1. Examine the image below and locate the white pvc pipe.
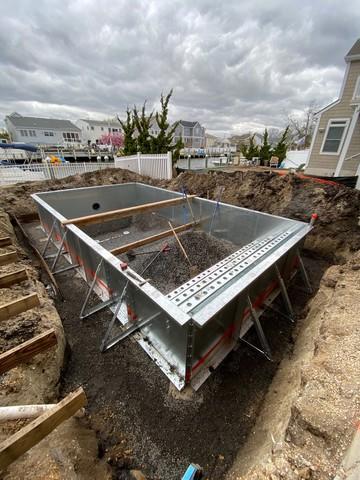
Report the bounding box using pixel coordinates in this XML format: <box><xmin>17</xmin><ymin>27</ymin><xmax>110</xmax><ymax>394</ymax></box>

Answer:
<box><xmin>0</xmin><ymin>405</ymin><xmax>84</xmax><ymax>422</ymax></box>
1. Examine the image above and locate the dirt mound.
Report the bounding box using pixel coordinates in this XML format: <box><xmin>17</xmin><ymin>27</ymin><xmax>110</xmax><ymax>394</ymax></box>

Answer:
<box><xmin>165</xmin><ymin>170</ymin><xmax>360</xmax><ymax>260</ymax></box>
<box><xmin>131</xmin><ymin>230</ymin><xmax>237</xmax><ymax>294</ymax></box>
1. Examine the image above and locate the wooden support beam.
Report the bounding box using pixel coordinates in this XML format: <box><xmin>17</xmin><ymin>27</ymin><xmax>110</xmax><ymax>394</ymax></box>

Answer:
<box><xmin>0</xmin><ymin>252</ymin><xmax>18</xmax><ymax>267</ymax></box>
<box><xmin>110</xmin><ymin>221</ymin><xmax>197</xmax><ymax>256</ymax></box>
<box><xmin>0</xmin><ymin>237</ymin><xmax>12</xmax><ymax>248</ymax></box>
<box><xmin>0</xmin><ymin>293</ymin><xmax>40</xmax><ymax>322</ymax></box>
<box><xmin>0</xmin><ymin>269</ymin><xmax>28</xmax><ymax>289</ymax></box>
<box><xmin>0</xmin><ymin>387</ymin><xmax>87</xmax><ymax>471</ymax></box>
<box><xmin>62</xmin><ymin>195</ymin><xmax>196</xmax><ymax>227</ymax></box>
<box><xmin>0</xmin><ymin>329</ymin><xmax>57</xmax><ymax>375</ymax></box>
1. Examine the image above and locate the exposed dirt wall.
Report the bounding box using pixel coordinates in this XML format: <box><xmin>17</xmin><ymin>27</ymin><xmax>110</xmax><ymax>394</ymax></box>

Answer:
<box><xmin>227</xmin><ymin>252</ymin><xmax>360</xmax><ymax>479</ymax></box>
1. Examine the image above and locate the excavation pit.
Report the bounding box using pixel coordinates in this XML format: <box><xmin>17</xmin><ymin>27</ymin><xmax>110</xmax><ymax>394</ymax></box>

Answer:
<box><xmin>32</xmin><ymin>183</ymin><xmax>312</xmax><ymax>390</ymax></box>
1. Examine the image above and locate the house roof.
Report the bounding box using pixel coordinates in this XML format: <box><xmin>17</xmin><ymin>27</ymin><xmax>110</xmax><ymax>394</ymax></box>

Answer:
<box><xmin>230</xmin><ymin>132</ymin><xmax>263</xmax><ymax>141</ymax></box>
<box><xmin>179</xmin><ymin>120</ymin><xmax>198</xmax><ymax>128</ymax></box>
<box><xmin>345</xmin><ymin>38</ymin><xmax>360</xmax><ymax>61</ymax></box>
<box><xmin>6</xmin><ymin>114</ymin><xmax>80</xmax><ymax>131</ymax></box>
<box><xmin>79</xmin><ymin>118</ymin><xmax>121</xmax><ymax>128</ymax></box>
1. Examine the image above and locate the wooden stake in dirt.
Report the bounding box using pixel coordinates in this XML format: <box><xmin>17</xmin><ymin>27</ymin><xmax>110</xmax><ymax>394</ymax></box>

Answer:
<box><xmin>0</xmin><ymin>293</ymin><xmax>40</xmax><ymax>322</ymax></box>
<box><xmin>0</xmin><ymin>251</ymin><xmax>18</xmax><ymax>267</ymax></box>
<box><xmin>168</xmin><ymin>221</ymin><xmax>199</xmax><ymax>277</ymax></box>
<box><xmin>0</xmin><ymin>269</ymin><xmax>28</xmax><ymax>289</ymax></box>
<box><xmin>0</xmin><ymin>329</ymin><xmax>57</xmax><ymax>375</ymax></box>
<box><xmin>110</xmin><ymin>221</ymin><xmax>196</xmax><ymax>256</ymax></box>
<box><xmin>0</xmin><ymin>387</ymin><xmax>87</xmax><ymax>471</ymax></box>
<box><xmin>0</xmin><ymin>237</ymin><xmax>12</xmax><ymax>248</ymax></box>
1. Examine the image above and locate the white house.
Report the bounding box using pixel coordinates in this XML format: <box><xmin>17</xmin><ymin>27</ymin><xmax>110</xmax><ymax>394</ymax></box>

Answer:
<box><xmin>173</xmin><ymin>121</ymin><xmax>206</xmax><ymax>148</ymax></box>
<box><xmin>76</xmin><ymin>118</ymin><xmax>122</xmax><ymax>145</ymax></box>
<box><xmin>5</xmin><ymin>112</ymin><xmax>81</xmax><ymax>146</ymax></box>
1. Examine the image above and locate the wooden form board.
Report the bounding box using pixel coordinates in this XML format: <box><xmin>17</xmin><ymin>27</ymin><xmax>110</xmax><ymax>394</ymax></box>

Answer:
<box><xmin>0</xmin><ymin>252</ymin><xmax>18</xmax><ymax>267</ymax></box>
<box><xmin>0</xmin><ymin>387</ymin><xmax>87</xmax><ymax>471</ymax></box>
<box><xmin>0</xmin><ymin>329</ymin><xmax>57</xmax><ymax>375</ymax></box>
<box><xmin>0</xmin><ymin>269</ymin><xmax>28</xmax><ymax>288</ymax></box>
<box><xmin>0</xmin><ymin>293</ymin><xmax>40</xmax><ymax>322</ymax></box>
<box><xmin>0</xmin><ymin>237</ymin><xmax>12</xmax><ymax>248</ymax></box>
<box><xmin>110</xmin><ymin>221</ymin><xmax>196</xmax><ymax>256</ymax></box>
<box><xmin>62</xmin><ymin>195</ymin><xmax>196</xmax><ymax>227</ymax></box>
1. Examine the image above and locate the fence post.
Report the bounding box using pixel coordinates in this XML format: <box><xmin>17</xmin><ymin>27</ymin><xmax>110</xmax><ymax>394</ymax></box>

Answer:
<box><xmin>137</xmin><ymin>152</ymin><xmax>141</xmax><ymax>175</ymax></box>
<box><xmin>167</xmin><ymin>151</ymin><xmax>172</xmax><ymax>179</ymax></box>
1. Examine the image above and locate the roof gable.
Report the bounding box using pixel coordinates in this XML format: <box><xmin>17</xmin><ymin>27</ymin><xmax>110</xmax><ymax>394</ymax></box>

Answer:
<box><xmin>345</xmin><ymin>38</ymin><xmax>360</xmax><ymax>61</ymax></box>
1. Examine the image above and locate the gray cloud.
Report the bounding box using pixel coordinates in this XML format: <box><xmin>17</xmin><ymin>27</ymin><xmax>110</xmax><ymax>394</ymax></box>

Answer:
<box><xmin>0</xmin><ymin>0</ymin><xmax>359</xmax><ymax>134</ymax></box>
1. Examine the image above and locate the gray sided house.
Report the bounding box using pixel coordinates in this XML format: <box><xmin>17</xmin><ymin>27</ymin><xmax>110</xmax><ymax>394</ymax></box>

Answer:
<box><xmin>5</xmin><ymin>113</ymin><xmax>81</xmax><ymax>146</ymax></box>
<box><xmin>76</xmin><ymin>118</ymin><xmax>122</xmax><ymax>145</ymax></box>
<box><xmin>306</xmin><ymin>39</ymin><xmax>360</xmax><ymax>178</ymax></box>
<box><xmin>173</xmin><ymin>121</ymin><xmax>205</xmax><ymax>148</ymax></box>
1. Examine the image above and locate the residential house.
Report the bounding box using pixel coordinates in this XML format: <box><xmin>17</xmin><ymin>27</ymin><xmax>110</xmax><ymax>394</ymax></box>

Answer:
<box><xmin>205</xmin><ymin>133</ymin><xmax>218</xmax><ymax>148</ymax></box>
<box><xmin>76</xmin><ymin>118</ymin><xmax>122</xmax><ymax>145</ymax></box>
<box><xmin>229</xmin><ymin>132</ymin><xmax>263</xmax><ymax>152</ymax></box>
<box><xmin>5</xmin><ymin>112</ymin><xmax>81</xmax><ymax>146</ymax></box>
<box><xmin>306</xmin><ymin>39</ymin><xmax>360</xmax><ymax>178</ymax></box>
<box><xmin>173</xmin><ymin>121</ymin><xmax>205</xmax><ymax>148</ymax></box>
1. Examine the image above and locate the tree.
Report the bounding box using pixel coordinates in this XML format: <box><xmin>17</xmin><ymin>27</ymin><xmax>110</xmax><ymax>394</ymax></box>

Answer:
<box><xmin>133</xmin><ymin>102</ymin><xmax>153</xmax><ymax>153</ymax></box>
<box><xmin>272</xmin><ymin>126</ymin><xmax>289</xmax><ymax>161</ymax></box>
<box><xmin>118</xmin><ymin>109</ymin><xmax>137</xmax><ymax>155</ymax></box>
<box><xmin>258</xmin><ymin>129</ymin><xmax>272</xmax><ymax>165</ymax></box>
<box><xmin>287</xmin><ymin>101</ymin><xmax>318</xmax><ymax>149</ymax></box>
<box><xmin>150</xmin><ymin>90</ymin><xmax>179</xmax><ymax>154</ymax></box>
<box><xmin>240</xmin><ymin>134</ymin><xmax>259</xmax><ymax>160</ymax></box>
<box><xmin>99</xmin><ymin>132</ymin><xmax>124</xmax><ymax>148</ymax></box>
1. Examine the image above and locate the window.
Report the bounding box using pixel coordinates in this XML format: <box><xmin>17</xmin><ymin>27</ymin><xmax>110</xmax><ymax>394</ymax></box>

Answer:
<box><xmin>20</xmin><ymin>129</ymin><xmax>28</xmax><ymax>136</ymax></box>
<box><xmin>321</xmin><ymin>119</ymin><xmax>349</xmax><ymax>154</ymax></box>
<box><xmin>29</xmin><ymin>130</ymin><xmax>36</xmax><ymax>137</ymax></box>
<box><xmin>353</xmin><ymin>76</ymin><xmax>360</xmax><ymax>101</ymax></box>
<box><xmin>91</xmin><ymin>126</ymin><xmax>94</xmax><ymax>130</ymax></box>
<box><xmin>112</xmin><ymin>128</ymin><xmax>118</xmax><ymax>132</ymax></box>
<box><xmin>44</xmin><ymin>131</ymin><xmax>54</xmax><ymax>137</ymax></box>
<box><xmin>101</xmin><ymin>127</ymin><xmax>104</xmax><ymax>131</ymax></box>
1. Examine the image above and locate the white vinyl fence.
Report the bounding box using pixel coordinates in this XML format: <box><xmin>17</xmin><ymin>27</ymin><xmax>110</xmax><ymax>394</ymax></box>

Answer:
<box><xmin>0</xmin><ymin>162</ymin><xmax>114</xmax><ymax>186</ymax></box>
<box><xmin>115</xmin><ymin>152</ymin><xmax>172</xmax><ymax>180</ymax></box>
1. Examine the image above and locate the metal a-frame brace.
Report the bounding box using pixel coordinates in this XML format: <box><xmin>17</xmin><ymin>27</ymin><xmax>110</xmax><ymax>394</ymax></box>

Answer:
<box><xmin>41</xmin><ymin>220</ymin><xmax>79</xmax><ymax>275</ymax></box>
<box><xmin>240</xmin><ymin>254</ymin><xmax>312</xmax><ymax>361</ymax></box>
<box><xmin>79</xmin><ymin>257</ymin><xmax>161</xmax><ymax>352</ymax></box>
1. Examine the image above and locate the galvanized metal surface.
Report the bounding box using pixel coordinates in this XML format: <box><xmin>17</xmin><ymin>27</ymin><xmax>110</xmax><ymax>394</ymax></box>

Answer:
<box><xmin>32</xmin><ymin>182</ymin><xmax>312</xmax><ymax>390</ymax></box>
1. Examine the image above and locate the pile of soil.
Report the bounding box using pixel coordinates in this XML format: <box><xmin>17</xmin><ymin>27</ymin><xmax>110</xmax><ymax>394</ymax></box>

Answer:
<box><xmin>164</xmin><ymin>171</ymin><xmax>360</xmax><ymax>260</ymax></box>
<box><xmin>130</xmin><ymin>231</ymin><xmax>237</xmax><ymax>294</ymax></box>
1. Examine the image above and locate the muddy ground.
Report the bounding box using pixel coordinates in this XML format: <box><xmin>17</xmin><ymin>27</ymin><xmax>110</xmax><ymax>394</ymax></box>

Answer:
<box><xmin>0</xmin><ymin>168</ymin><xmax>359</xmax><ymax>479</ymax></box>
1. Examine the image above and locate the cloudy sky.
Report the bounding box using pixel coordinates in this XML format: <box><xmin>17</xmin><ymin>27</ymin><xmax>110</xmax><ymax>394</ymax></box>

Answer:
<box><xmin>0</xmin><ymin>0</ymin><xmax>359</xmax><ymax>134</ymax></box>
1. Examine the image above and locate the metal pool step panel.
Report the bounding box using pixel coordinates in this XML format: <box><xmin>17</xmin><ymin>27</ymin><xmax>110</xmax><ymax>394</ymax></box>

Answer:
<box><xmin>167</xmin><ymin>229</ymin><xmax>294</xmax><ymax>315</ymax></box>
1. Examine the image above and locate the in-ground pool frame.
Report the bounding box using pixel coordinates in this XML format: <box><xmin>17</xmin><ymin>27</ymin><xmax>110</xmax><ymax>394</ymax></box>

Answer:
<box><xmin>32</xmin><ymin>183</ymin><xmax>313</xmax><ymax>391</ymax></box>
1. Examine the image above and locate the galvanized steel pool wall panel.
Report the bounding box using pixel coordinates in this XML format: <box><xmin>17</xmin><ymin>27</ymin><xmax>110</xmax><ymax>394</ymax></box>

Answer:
<box><xmin>32</xmin><ymin>183</ymin><xmax>311</xmax><ymax>391</ymax></box>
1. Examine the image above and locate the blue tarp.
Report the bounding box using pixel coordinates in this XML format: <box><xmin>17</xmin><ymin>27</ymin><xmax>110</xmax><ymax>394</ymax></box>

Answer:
<box><xmin>0</xmin><ymin>143</ymin><xmax>38</xmax><ymax>152</ymax></box>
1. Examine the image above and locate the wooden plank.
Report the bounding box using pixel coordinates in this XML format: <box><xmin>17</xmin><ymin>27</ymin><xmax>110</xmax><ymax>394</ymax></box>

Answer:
<box><xmin>62</xmin><ymin>195</ymin><xmax>196</xmax><ymax>227</ymax></box>
<box><xmin>0</xmin><ymin>269</ymin><xmax>28</xmax><ymax>288</ymax></box>
<box><xmin>0</xmin><ymin>237</ymin><xmax>12</xmax><ymax>248</ymax></box>
<box><xmin>0</xmin><ymin>252</ymin><xmax>18</xmax><ymax>267</ymax></box>
<box><xmin>0</xmin><ymin>387</ymin><xmax>87</xmax><ymax>470</ymax></box>
<box><xmin>110</xmin><ymin>221</ymin><xmax>197</xmax><ymax>256</ymax></box>
<box><xmin>0</xmin><ymin>293</ymin><xmax>40</xmax><ymax>322</ymax></box>
<box><xmin>0</xmin><ymin>329</ymin><xmax>57</xmax><ymax>375</ymax></box>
